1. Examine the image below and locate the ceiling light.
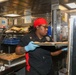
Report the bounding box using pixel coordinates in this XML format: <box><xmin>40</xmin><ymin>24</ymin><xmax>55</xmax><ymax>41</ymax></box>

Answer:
<box><xmin>66</xmin><ymin>3</ymin><xmax>76</xmax><ymax>8</ymax></box>
<box><xmin>4</xmin><ymin>14</ymin><xmax>20</xmax><ymax>17</ymax></box>
<box><xmin>0</xmin><ymin>0</ymin><xmax>8</xmax><ymax>3</ymax></box>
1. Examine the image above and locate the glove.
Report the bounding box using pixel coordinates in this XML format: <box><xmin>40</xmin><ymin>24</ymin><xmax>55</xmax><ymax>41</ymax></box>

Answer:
<box><xmin>62</xmin><ymin>48</ymin><xmax>68</xmax><ymax>51</ymax></box>
<box><xmin>24</xmin><ymin>41</ymin><xmax>39</xmax><ymax>52</ymax></box>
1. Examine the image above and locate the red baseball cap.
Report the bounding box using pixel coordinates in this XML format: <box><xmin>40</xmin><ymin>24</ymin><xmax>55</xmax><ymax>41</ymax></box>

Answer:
<box><xmin>33</xmin><ymin>18</ymin><xmax>47</xmax><ymax>28</ymax></box>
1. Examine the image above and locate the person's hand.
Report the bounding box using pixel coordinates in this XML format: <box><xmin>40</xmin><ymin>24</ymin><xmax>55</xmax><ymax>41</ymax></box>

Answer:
<box><xmin>24</xmin><ymin>41</ymin><xmax>39</xmax><ymax>52</ymax></box>
<box><xmin>62</xmin><ymin>47</ymin><xmax>68</xmax><ymax>51</ymax></box>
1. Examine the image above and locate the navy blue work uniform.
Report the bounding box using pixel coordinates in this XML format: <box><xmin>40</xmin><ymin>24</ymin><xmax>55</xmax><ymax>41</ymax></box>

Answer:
<box><xmin>18</xmin><ymin>32</ymin><xmax>55</xmax><ymax>75</ymax></box>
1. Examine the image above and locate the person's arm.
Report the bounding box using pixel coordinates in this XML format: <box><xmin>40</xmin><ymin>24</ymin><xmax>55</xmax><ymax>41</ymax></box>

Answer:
<box><xmin>15</xmin><ymin>46</ymin><xmax>25</xmax><ymax>55</ymax></box>
<box><xmin>15</xmin><ymin>41</ymin><xmax>39</xmax><ymax>55</ymax></box>
<box><xmin>51</xmin><ymin>47</ymin><xmax>68</xmax><ymax>56</ymax></box>
<box><xmin>51</xmin><ymin>50</ymin><xmax>62</xmax><ymax>56</ymax></box>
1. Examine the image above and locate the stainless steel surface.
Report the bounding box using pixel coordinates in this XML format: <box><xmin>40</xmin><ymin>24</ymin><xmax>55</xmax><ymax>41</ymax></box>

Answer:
<box><xmin>4</xmin><ymin>58</ymin><xmax>25</xmax><ymax>67</ymax></box>
<box><xmin>67</xmin><ymin>16</ymin><xmax>73</xmax><ymax>75</ymax></box>
<box><xmin>68</xmin><ymin>15</ymin><xmax>76</xmax><ymax>75</ymax></box>
<box><xmin>52</xmin><ymin>9</ymin><xmax>62</xmax><ymax>42</ymax></box>
<box><xmin>52</xmin><ymin>10</ymin><xmax>57</xmax><ymax>42</ymax></box>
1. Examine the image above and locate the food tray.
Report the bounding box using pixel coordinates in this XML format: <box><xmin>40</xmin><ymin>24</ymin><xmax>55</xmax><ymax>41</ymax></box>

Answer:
<box><xmin>33</xmin><ymin>42</ymin><xmax>68</xmax><ymax>47</ymax></box>
<box><xmin>0</xmin><ymin>53</ymin><xmax>25</xmax><ymax>65</ymax></box>
<box><xmin>0</xmin><ymin>53</ymin><xmax>25</xmax><ymax>61</ymax></box>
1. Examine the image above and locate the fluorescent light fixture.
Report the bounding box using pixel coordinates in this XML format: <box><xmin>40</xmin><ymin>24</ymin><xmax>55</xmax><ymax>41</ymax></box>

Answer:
<box><xmin>4</xmin><ymin>14</ymin><xmax>20</xmax><ymax>17</ymax></box>
<box><xmin>0</xmin><ymin>0</ymin><xmax>8</xmax><ymax>2</ymax></box>
<box><xmin>66</xmin><ymin>3</ymin><xmax>76</xmax><ymax>8</ymax></box>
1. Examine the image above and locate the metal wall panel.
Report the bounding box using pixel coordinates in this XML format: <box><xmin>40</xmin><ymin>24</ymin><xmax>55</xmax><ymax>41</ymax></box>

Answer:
<box><xmin>68</xmin><ymin>16</ymin><xmax>76</xmax><ymax>75</ymax></box>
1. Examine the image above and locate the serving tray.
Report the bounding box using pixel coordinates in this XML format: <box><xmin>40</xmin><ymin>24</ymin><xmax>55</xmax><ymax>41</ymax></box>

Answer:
<box><xmin>0</xmin><ymin>53</ymin><xmax>25</xmax><ymax>65</ymax></box>
<box><xmin>0</xmin><ymin>53</ymin><xmax>25</xmax><ymax>61</ymax></box>
<box><xmin>33</xmin><ymin>42</ymin><xmax>68</xmax><ymax>47</ymax></box>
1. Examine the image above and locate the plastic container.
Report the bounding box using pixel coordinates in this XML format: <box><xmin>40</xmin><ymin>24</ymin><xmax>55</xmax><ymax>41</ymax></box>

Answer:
<box><xmin>3</xmin><ymin>38</ymin><xmax>20</xmax><ymax>45</ymax></box>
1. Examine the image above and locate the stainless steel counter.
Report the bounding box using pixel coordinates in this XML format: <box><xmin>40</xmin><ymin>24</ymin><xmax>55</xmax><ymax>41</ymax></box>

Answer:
<box><xmin>0</xmin><ymin>59</ymin><xmax>26</xmax><ymax>75</ymax></box>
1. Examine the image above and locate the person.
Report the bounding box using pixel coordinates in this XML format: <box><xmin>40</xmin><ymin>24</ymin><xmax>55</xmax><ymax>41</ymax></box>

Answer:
<box><xmin>15</xmin><ymin>18</ymin><xmax>68</xmax><ymax>75</ymax></box>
